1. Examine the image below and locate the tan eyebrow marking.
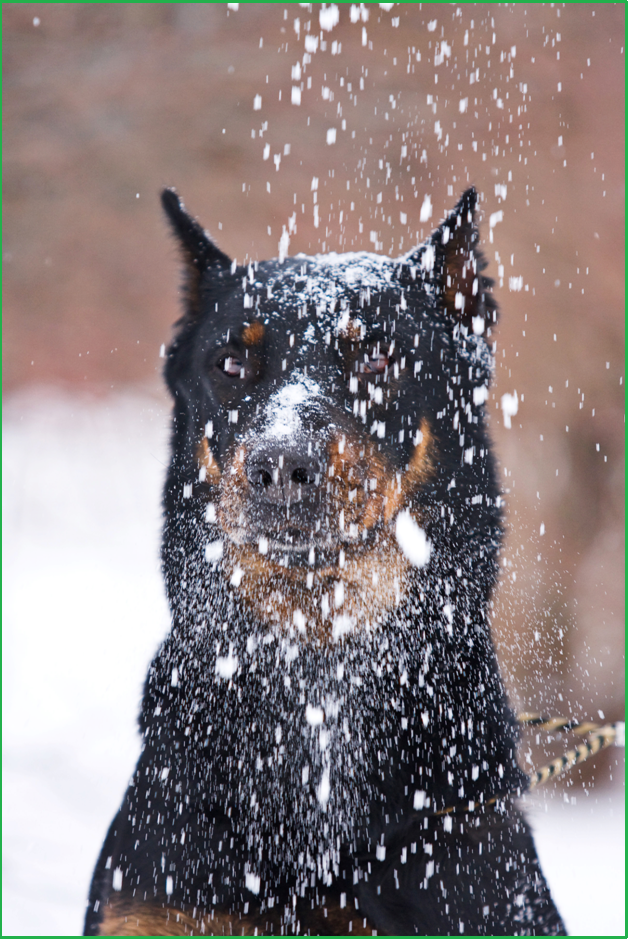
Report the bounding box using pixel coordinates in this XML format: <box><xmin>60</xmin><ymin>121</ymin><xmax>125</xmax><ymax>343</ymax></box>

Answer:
<box><xmin>339</xmin><ymin>318</ymin><xmax>362</xmax><ymax>341</ymax></box>
<box><xmin>242</xmin><ymin>321</ymin><xmax>265</xmax><ymax>346</ymax></box>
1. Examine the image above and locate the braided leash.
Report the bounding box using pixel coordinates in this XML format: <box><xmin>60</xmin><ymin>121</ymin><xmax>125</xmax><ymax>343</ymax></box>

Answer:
<box><xmin>518</xmin><ymin>714</ymin><xmax>625</xmax><ymax>791</ymax></box>
<box><xmin>436</xmin><ymin>715</ymin><xmax>624</xmax><ymax>817</ymax></box>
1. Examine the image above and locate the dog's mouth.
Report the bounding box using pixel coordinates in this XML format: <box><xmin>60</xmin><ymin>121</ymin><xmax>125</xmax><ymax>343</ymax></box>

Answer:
<box><xmin>223</xmin><ymin>520</ymin><xmax>383</xmax><ymax>567</ymax></box>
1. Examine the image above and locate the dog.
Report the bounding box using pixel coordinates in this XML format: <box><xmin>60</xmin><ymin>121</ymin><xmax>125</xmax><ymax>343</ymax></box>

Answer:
<box><xmin>84</xmin><ymin>187</ymin><xmax>566</xmax><ymax>936</ymax></box>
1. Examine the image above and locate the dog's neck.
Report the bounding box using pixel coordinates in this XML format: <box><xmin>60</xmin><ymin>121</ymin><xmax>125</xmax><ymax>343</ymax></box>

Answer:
<box><xmin>142</xmin><ymin>493</ymin><xmax>523</xmax><ymax>875</ymax></box>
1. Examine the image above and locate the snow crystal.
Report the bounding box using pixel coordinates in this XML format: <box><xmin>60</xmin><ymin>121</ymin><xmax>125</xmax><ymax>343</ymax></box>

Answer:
<box><xmin>420</xmin><ymin>243</ymin><xmax>435</xmax><ymax>272</ymax></box>
<box><xmin>215</xmin><ymin>645</ymin><xmax>238</xmax><ymax>679</ymax></box>
<box><xmin>205</xmin><ymin>540</ymin><xmax>224</xmax><ymax>563</ymax></box>
<box><xmin>501</xmin><ymin>391</ymin><xmax>519</xmax><ymax>429</ymax></box>
<box><xmin>316</xmin><ymin>767</ymin><xmax>331</xmax><ymax>805</ymax></box>
<box><xmin>293</xmin><ymin>610</ymin><xmax>306</xmax><ymax>633</ymax></box>
<box><xmin>305</xmin><ymin>704</ymin><xmax>325</xmax><ymax>726</ymax></box>
<box><xmin>395</xmin><ymin>511</ymin><xmax>431</xmax><ymax>568</ymax></box>
<box><xmin>413</xmin><ymin>790</ymin><xmax>427</xmax><ymax>809</ymax></box>
<box><xmin>278</xmin><ymin>228</ymin><xmax>290</xmax><ymax>262</ymax></box>
<box><xmin>332</xmin><ymin>613</ymin><xmax>357</xmax><ymax>641</ymax></box>
<box><xmin>419</xmin><ymin>194</ymin><xmax>433</xmax><ymax>222</ymax></box>
<box><xmin>245</xmin><ymin>871</ymin><xmax>261</xmax><ymax>894</ymax></box>
<box><xmin>472</xmin><ymin>315</ymin><xmax>485</xmax><ymax>335</ymax></box>
<box><xmin>302</xmin><ymin>322</ymin><xmax>316</xmax><ymax>344</ymax></box>
<box><xmin>112</xmin><ymin>868</ymin><xmax>123</xmax><ymax>891</ymax></box>
<box><xmin>230</xmin><ymin>566</ymin><xmax>244</xmax><ymax>587</ymax></box>
<box><xmin>319</xmin><ymin>4</ymin><xmax>339</xmax><ymax>32</ymax></box>
<box><xmin>473</xmin><ymin>384</ymin><xmax>489</xmax><ymax>406</ymax></box>
<box><xmin>165</xmin><ymin>875</ymin><xmax>174</xmax><ymax>895</ymax></box>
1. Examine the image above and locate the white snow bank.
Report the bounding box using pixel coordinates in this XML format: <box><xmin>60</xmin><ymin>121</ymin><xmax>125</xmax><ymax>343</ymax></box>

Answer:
<box><xmin>3</xmin><ymin>387</ymin><xmax>171</xmax><ymax>936</ymax></box>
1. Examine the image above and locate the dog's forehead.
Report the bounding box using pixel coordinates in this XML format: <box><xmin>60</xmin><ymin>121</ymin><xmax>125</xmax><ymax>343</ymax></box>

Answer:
<box><xmin>259</xmin><ymin>252</ymin><xmax>397</xmax><ymax>313</ymax></box>
<box><xmin>241</xmin><ymin>251</ymin><xmax>430</xmax><ymax>335</ymax></box>
<box><xmin>195</xmin><ymin>248</ymin><xmax>441</xmax><ymax>353</ymax></box>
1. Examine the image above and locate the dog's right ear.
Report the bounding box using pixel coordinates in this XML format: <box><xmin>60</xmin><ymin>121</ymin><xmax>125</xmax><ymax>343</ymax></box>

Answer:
<box><xmin>161</xmin><ymin>188</ymin><xmax>232</xmax><ymax>318</ymax></box>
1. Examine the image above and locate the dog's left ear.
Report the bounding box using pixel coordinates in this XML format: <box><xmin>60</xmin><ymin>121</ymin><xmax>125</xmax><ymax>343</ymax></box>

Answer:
<box><xmin>403</xmin><ymin>187</ymin><xmax>498</xmax><ymax>334</ymax></box>
<box><xmin>161</xmin><ymin>188</ymin><xmax>232</xmax><ymax>318</ymax></box>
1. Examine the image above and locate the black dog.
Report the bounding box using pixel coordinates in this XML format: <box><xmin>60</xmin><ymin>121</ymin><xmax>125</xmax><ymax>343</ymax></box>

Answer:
<box><xmin>84</xmin><ymin>187</ymin><xmax>566</xmax><ymax>936</ymax></box>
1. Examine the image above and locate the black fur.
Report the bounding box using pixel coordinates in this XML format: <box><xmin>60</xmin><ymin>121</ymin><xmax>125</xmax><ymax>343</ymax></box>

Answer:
<box><xmin>84</xmin><ymin>188</ymin><xmax>566</xmax><ymax>936</ymax></box>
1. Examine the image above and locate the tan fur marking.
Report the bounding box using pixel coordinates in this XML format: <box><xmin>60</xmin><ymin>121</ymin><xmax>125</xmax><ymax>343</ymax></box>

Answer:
<box><xmin>223</xmin><ymin>533</ymin><xmax>410</xmax><ymax>643</ymax></box>
<box><xmin>383</xmin><ymin>418</ymin><xmax>435</xmax><ymax>523</ymax></box>
<box><xmin>407</xmin><ymin>419</ymin><xmax>436</xmax><ymax>486</ymax></box>
<box><xmin>100</xmin><ymin>899</ymin><xmax>263</xmax><ymax>935</ymax></box>
<box><xmin>216</xmin><ymin>445</ymin><xmax>249</xmax><ymax>538</ymax></box>
<box><xmin>242</xmin><ymin>321</ymin><xmax>265</xmax><ymax>346</ymax></box>
<box><xmin>198</xmin><ymin>438</ymin><xmax>222</xmax><ymax>481</ymax></box>
<box><xmin>340</xmin><ymin>318</ymin><xmax>363</xmax><ymax>341</ymax></box>
<box><xmin>317</xmin><ymin>903</ymin><xmax>375</xmax><ymax>935</ymax></box>
<box><xmin>211</xmin><ymin>420</ymin><xmax>437</xmax><ymax>643</ymax></box>
<box><xmin>99</xmin><ymin>895</ymin><xmax>373</xmax><ymax>936</ymax></box>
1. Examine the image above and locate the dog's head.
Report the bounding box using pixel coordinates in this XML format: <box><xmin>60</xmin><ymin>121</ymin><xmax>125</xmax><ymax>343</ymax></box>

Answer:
<box><xmin>161</xmin><ymin>187</ymin><xmax>500</xmax><ymax>642</ymax></box>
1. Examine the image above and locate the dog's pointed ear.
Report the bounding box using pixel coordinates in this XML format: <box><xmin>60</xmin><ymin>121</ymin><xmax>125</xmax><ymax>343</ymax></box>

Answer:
<box><xmin>161</xmin><ymin>188</ymin><xmax>232</xmax><ymax>318</ymax></box>
<box><xmin>402</xmin><ymin>187</ymin><xmax>498</xmax><ymax>334</ymax></box>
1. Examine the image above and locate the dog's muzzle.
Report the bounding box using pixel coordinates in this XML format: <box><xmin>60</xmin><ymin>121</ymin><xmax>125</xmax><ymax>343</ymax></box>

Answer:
<box><xmin>245</xmin><ymin>441</ymin><xmax>323</xmax><ymax>507</ymax></box>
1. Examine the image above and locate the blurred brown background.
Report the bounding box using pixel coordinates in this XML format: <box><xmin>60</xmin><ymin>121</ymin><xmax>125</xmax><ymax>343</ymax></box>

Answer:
<box><xmin>3</xmin><ymin>3</ymin><xmax>624</xmax><ymax>787</ymax></box>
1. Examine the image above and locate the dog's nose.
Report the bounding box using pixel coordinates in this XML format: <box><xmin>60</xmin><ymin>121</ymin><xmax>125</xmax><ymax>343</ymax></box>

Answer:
<box><xmin>245</xmin><ymin>444</ymin><xmax>322</xmax><ymax>505</ymax></box>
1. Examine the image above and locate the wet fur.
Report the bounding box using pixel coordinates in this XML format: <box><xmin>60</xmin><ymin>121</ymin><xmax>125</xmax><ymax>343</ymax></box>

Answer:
<box><xmin>84</xmin><ymin>188</ymin><xmax>566</xmax><ymax>936</ymax></box>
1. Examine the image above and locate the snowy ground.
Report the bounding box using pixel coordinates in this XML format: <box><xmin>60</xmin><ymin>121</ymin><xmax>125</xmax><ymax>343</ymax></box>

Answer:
<box><xmin>3</xmin><ymin>388</ymin><xmax>624</xmax><ymax>936</ymax></box>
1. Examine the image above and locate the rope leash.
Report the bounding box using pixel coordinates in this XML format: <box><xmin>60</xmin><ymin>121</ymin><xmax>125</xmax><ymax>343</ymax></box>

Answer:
<box><xmin>518</xmin><ymin>715</ymin><xmax>624</xmax><ymax>791</ymax></box>
<box><xmin>518</xmin><ymin>712</ymin><xmax>619</xmax><ymax>736</ymax></box>
<box><xmin>436</xmin><ymin>715</ymin><xmax>624</xmax><ymax>817</ymax></box>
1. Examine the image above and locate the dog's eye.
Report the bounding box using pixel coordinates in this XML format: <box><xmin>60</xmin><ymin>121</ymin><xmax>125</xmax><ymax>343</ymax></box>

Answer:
<box><xmin>364</xmin><ymin>352</ymin><xmax>390</xmax><ymax>374</ymax></box>
<box><xmin>219</xmin><ymin>356</ymin><xmax>246</xmax><ymax>378</ymax></box>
